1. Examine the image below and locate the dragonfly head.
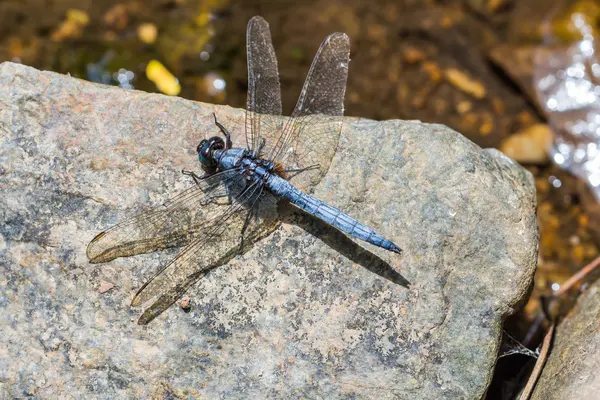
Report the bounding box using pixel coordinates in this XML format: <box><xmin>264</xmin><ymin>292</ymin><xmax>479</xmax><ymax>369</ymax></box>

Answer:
<box><xmin>197</xmin><ymin>136</ymin><xmax>225</xmax><ymax>168</ymax></box>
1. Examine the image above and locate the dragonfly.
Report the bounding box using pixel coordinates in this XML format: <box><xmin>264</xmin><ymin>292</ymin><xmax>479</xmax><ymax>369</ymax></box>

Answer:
<box><xmin>87</xmin><ymin>16</ymin><xmax>401</xmax><ymax>324</ymax></box>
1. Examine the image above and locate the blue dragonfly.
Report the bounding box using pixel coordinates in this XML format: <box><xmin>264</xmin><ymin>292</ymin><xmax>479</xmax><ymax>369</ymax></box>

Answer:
<box><xmin>87</xmin><ymin>16</ymin><xmax>401</xmax><ymax>324</ymax></box>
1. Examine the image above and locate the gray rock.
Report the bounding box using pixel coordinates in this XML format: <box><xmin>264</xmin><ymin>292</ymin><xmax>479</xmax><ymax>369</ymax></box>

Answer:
<box><xmin>531</xmin><ymin>279</ymin><xmax>600</xmax><ymax>400</ymax></box>
<box><xmin>0</xmin><ymin>62</ymin><xmax>538</xmax><ymax>399</ymax></box>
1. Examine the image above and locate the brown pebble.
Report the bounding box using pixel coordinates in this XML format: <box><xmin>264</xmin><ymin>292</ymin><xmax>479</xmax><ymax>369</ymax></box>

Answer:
<box><xmin>500</xmin><ymin>124</ymin><xmax>555</xmax><ymax>164</ymax></box>
<box><xmin>444</xmin><ymin>68</ymin><xmax>486</xmax><ymax>99</ymax></box>
<box><xmin>403</xmin><ymin>47</ymin><xmax>426</xmax><ymax>64</ymax></box>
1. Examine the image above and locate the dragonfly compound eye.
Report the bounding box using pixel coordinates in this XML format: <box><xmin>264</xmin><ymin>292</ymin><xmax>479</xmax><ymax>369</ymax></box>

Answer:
<box><xmin>198</xmin><ymin>136</ymin><xmax>225</xmax><ymax>168</ymax></box>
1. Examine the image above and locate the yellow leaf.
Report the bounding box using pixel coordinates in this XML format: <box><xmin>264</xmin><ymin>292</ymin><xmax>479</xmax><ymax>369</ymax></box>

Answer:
<box><xmin>67</xmin><ymin>9</ymin><xmax>90</xmax><ymax>26</ymax></box>
<box><xmin>146</xmin><ymin>60</ymin><xmax>181</xmax><ymax>96</ymax></box>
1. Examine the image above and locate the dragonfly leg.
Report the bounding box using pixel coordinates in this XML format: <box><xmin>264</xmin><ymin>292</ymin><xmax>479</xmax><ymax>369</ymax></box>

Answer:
<box><xmin>183</xmin><ymin>169</ymin><xmax>232</xmax><ymax>205</ymax></box>
<box><xmin>257</xmin><ymin>137</ymin><xmax>267</xmax><ymax>154</ymax></box>
<box><xmin>181</xmin><ymin>169</ymin><xmax>213</xmax><ymax>185</ymax></box>
<box><xmin>213</xmin><ymin>113</ymin><xmax>233</xmax><ymax>149</ymax></box>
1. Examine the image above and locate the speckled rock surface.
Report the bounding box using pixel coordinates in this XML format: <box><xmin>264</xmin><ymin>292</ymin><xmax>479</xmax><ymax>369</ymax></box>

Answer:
<box><xmin>0</xmin><ymin>62</ymin><xmax>538</xmax><ymax>399</ymax></box>
<box><xmin>531</xmin><ymin>280</ymin><xmax>600</xmax><ymax>400</ymax></box>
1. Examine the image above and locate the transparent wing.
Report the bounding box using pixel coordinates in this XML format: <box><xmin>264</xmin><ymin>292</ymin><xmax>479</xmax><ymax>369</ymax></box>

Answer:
<box><xmin>268</xmin><ymin>32</ymin><xmax>350</xmax><ymax>193</ymax></box>
<box><xmin>245</xmin><ymin>16</ymin><xmax>282</xmax><ymax>153</ymax></box>
<box><xmin>132</xmin><ymin>183</ymin><xmax>281</xmax><ymax>324</ymax></box>
<box><xmin>86</xmin><ymin>168</ymin><xmax>242</xmax><ymax>264</ymax></box>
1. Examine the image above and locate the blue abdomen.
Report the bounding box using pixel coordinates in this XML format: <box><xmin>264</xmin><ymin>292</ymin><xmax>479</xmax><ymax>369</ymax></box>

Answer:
<box><xmin>265</xmin><ymin>174</ymin><xmax>401</xmax><ymax>254</ymax></box>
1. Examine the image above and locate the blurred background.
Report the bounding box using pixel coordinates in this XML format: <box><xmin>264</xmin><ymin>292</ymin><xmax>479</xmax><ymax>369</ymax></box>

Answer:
<box><xmin>2</xmin><ymin>0</ymin><xmax>600</xmax><ymax>397</ymax></box>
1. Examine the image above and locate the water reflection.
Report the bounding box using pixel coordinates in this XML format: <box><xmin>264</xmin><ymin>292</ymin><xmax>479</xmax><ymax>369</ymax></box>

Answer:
<box><xmin>534</xmin><ymin>2</ymin><xmax>600</xmax><ymax>196</ymax></box>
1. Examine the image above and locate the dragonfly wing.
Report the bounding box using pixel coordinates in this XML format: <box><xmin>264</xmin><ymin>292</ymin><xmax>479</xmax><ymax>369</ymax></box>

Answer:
<box><xmin>136</xmin><ymin>192</ymin><xmax>281</xmax><ymax>325</ymax></box>
<box><xmin>137</xmin><ymin>276</ymin><xmax>198</xmax><ymax>325</ymax></box>
<box><xmin>245</xmin><ymin>16</ymin><xmax>282</xmax><ymax>153</ymax></box>
<box><xmin>131</xmin><ymin>179</ymin><xmax>280</xmax><ymax>317</ymax></box>
<box><xmin>86</xmin><ymin>168</ymin><xmax>242</xmax><ymax>263</ymax></box>
<box><xmin>268</xmin><ymin>32</ymin><xmax>350</xmax><ymax>193</ymax></box>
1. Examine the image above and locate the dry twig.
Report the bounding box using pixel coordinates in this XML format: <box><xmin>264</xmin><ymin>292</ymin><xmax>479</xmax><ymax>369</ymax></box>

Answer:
<box><xmin>518</xmin><ymin>323</ymin><xmax>555</xmax><ymax>400</ymax></box>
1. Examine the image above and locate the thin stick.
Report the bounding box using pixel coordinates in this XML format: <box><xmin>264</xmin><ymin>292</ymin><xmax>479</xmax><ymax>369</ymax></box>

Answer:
<box><xmin>519</xmin><ymin>323</ymin><xmax>555</xmax><ymax>400</ymax></box>
<box><xmin>553</xmin><ymin>255</ymin><xmax>600</xmax><ymax>297</ymax></box>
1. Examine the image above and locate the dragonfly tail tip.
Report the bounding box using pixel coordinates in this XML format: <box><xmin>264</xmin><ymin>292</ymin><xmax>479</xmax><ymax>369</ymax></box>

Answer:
<box><xmin>390</xmin><ymin>243</ymin><xmax>403</xmax><ymax>254</ymax></box>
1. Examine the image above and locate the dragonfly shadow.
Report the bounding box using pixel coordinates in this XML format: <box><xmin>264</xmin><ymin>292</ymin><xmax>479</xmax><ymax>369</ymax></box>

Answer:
<box><xmin>278</xmin><ymin>203</ymin><xmax>410</xmax><ymax>289</ymax></box>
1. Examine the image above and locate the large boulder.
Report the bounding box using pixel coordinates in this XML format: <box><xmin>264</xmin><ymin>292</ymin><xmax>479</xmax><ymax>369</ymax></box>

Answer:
<box><xmin>0</xmin><ymin>62</ymin><xmax>537</xmax><ymax>398</ymax></box>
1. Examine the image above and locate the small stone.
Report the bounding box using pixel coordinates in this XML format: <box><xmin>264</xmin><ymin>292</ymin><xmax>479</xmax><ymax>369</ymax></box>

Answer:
<box><xmin>456</xmin><ymin>101</ymin><xmax>472</xmax><ymax>114</ymax></box>
<box><xmin>423</xmin><ymin>61</ymin><xmax>442</xmax><ymax>82</ymax></box>
<box><xmin>137</xmin><ymin>23</ymin><xmax>158</xmax><ymax>44</ymax></box>
<box><xmin>479</xmin><ymin>112</ymin><xmax>494</xmax><ymax>136</ymax></box>
<box><xmin>104</xmin><ymin>4</ymin><xmax>128</xmax><ymax>31</ymax></box>
<box><xmin>467</xmin><ymin>0</ymin><xmax>509</xmax><ymax>14</ymax></box>
<box><xmin>66</xmin><ymin>9</ymin><xmax>89</xmax><ymax>26</ymax></box>
<box><xmin>51</xmin><ymin>9</ymin><xmax>89</xmax><ymax>42</ymax></box>
<box><xmin>98</xmin><ymin>280</ymin><xmax>115</xmax><ymax>294</ymax></box>
<box><xmin>500</xmin><ymin>124</ymin><xmax>555</xmax><ymax>164</ymax></box>
<box><xmin>177</xmin><ymin>296</ymin><xmax>191</xmax><ymax>311</ymax></box>
<box><xmin>444</xmin><ymin>68</ymin><xmax>487</xmax><ymax>99</ymax></box>
<box><xmin>403</xmin><ymin>47</ymin><xmax>426</xmax><ymax>64</ymax></box>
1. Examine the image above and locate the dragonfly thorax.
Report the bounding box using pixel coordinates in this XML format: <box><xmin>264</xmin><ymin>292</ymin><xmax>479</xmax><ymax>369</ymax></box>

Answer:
<box><xmin>239</xmin><ymin>152</ymin><xmax>277</xmax><ymax>179</ymax></box>
<box><xmin>211</xmin><ymin>147</ymin><xmax>284</xmax><ymax>184</ymax></box>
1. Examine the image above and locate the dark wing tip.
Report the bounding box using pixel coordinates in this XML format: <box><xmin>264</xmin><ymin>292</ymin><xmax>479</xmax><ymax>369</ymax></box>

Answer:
<box><xmin>137</xmin><ymin>309</ymin><xmax>157</xmax><ymax>325</ymax></box>
<box><xmin>130</xmin><ymin>274</ymin><xmax>157</xmax><ymax>307</ymax></box>
<box><xmin>130</xmin><ymin>296</ymin><xmax>142</xmax><ymax>308</ymax></box>
<box><xmin>86</xmin><ymin>231</ymin><xmax>106</xmax><ymax>262</ymax></box>
<box><xmin>131</xmin><ymin>285</ymin><xmax>150</xmax><ymax>307</ymax></box>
